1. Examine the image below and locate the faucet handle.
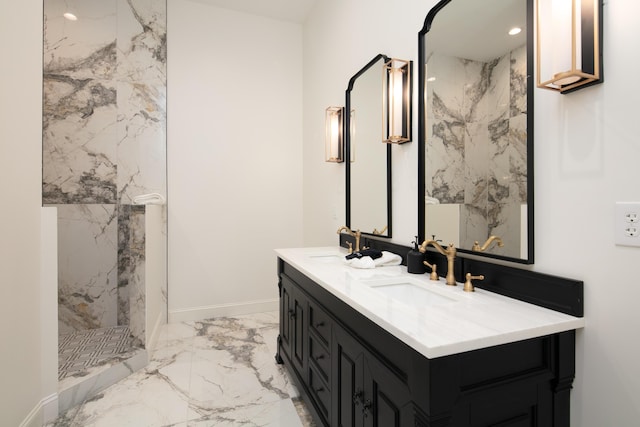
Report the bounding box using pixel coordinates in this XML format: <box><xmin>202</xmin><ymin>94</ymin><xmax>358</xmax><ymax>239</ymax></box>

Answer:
<box><xmin>345</xmin><ymin>241</ymin><xmax>353</xmax><ymax>254</ymax></box>
<box><xmin>423</xmin><ymin>260</ymin><xmax>439</xmax><ymax>281</ymax></box>
<box><xmin>464</xmin><ymin>273</ymin><xmax>484</xmax><ymax>292</ymax></box>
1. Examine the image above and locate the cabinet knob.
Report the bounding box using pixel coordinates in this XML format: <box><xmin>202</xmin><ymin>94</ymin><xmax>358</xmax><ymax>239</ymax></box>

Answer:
<box><xmin>288</xmin><ymin>309</ymin><xmax>296</xmax><ymax>319</ymax></box>
<box><xmin>352</xmin><ymin>389</ymin><xmax>363</xmax><ymax>405</ymax></box>
<box><xmin>314</xmin><ymin>354</ymin><xmax>325</xmax><ymax>361</ymax></box>
<box><xmin>315</xmin><ymin>386</ymin><xmax>324</xmax><ymax>393</ymax></box>
<box><xmin>362</xmin><ymin>399</ymin><xmax>372</xmax><ymax>417</ymax></box>
<box><xmin>315</xmin><ymin>321</ymin><xmax>325</xmax><ymax>328</ymax></box>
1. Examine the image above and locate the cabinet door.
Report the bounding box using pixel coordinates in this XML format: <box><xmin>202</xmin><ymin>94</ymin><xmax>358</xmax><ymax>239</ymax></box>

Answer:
<box><xmin>280</xmin><ymin>275</ymin><xmax>307</xmax><ymax>374</ymax></box>
<box><xmin>279</xmin><ymin>276</ymin><xmax>293</xmax><ymax>359</ymax></box>
<box><xmin>362</xmin><ymin>354</ymin><xmax>413</xmax><ymax>427</ymax></box>
<box><xmin>332</xmin><ymin>326</ymin><xmax>365</xmax><ymax>427</ymax></box>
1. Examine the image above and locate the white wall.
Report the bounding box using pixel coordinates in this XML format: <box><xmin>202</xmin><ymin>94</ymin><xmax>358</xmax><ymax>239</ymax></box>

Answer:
<box><xmin>0</xmin><ymin>1</ymin><xmax>46</xmax><ymax>425</ymax></box>
<box><xmin>302</xmin><ymin>0</ymin><xmax>422</xmax><ymax>246</ymax></box>
<box><xmin>303</xmin><ymin>0</ymin><xmax>640</xmax><ymax>425</ymax></box>
<box><xmin>167</xmin><ymin>0</ymin><xmax>304</xmax><ymax>320</ymax></box>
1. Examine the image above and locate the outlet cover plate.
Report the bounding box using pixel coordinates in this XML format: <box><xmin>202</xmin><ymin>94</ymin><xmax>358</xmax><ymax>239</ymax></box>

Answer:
<box><xmin>615</xmin><ymin>202</ymin><xmax>640</xmax><ymax>247</ymax></box>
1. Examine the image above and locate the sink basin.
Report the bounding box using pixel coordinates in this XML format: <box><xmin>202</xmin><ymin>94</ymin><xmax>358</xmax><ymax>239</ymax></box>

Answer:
<box><xmin>308</xmin><ymin>253</ymin><xmax>343</xmax><ymax>263</ymax></box>
<box><xmin>366</xmin><ymin>279</ymin><xmax>458</xmax><ymax>307</ymax></box>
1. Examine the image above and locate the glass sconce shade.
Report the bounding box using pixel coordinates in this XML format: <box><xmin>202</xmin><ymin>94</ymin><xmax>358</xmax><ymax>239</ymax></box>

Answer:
<box><xmin>383</xmin><ymin>58</ymin><xmax>412</xmax><ymax>143</ymax></box>
<box><xmin>325</xmin><ymin>106</ymin><xmax>344</xmax><ymax>163</ymax></box>
<box><xmin>536</xmin><ymin>0</ymin><xmax>603</xmax><ymax>93</ymax></box>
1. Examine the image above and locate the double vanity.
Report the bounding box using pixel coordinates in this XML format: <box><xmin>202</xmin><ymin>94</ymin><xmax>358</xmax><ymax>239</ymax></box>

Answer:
<box><xmin>279</xmin><ymin>0</ymin><xmax>586</xmax><ymax>425</ymax></box>
<box><xmin>275</xmin><ymin>246</ymin><xmax>584</xmax><ymax>426</ymax></box>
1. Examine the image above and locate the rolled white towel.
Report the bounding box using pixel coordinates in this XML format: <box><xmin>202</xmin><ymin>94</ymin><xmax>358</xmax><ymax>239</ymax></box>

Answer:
<box><xmin>425</xmin><ymin>196</ymin><xmax>440</xmax><ymax>205</ymax></box>
<box><xmin>133</xmin><ymin>193</ymin><xmax>166</xmax><ymax>205</ymax></box>
<box><xmin>345</xmin><ymin>256</ymin><xmax>377</xmax><ymax>269</ymax></box>
<box><xmin>344</xmin><ymin>251</ymin><xmax>402</xmax><ymax>269</ymax></box>
<box><xmin>374</xmin><ymin>251</ymin><xmax>402</xmax><ymax>267</ymax></box>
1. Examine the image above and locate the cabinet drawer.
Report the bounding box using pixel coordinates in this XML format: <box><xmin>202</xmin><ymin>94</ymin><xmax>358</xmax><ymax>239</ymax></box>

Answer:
<box><xmin>309</xmin><ymin>334</ymin><xmax>330</xmax><ymax>382</ymax></box>
<box><xmin>309</xmin><ymin>301</ymin><xmax>331</xmax><ymax>345</ymax></box>
<box><xmin>309</xmin><ymin>365</ymin><xmax>330</xmax><ymax>423</ymax></box>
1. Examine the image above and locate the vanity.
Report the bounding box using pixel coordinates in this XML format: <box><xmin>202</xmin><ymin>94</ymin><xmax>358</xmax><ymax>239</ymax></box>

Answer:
<box><xmin>275</xmin><ymin>246</ymin><xmax>584</xmax><ymax>427</ymax></box>
<box><xmin>282</xmin><ymin>0</ymin><xmax>586</xmax><ymax>424</ymax></box>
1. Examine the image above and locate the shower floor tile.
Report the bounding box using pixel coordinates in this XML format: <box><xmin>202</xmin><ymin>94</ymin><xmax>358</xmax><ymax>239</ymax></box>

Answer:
<box><xmin>58</xmin><ymin>326</ymin><xmax>138</xmax><ymax>380</ymax></box>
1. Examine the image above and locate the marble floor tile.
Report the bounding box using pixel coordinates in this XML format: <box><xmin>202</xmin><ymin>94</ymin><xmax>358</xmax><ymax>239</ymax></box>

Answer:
<box><xmin>49</xmin><ymin>311</ymin><xmax>315</xmax><ymax>427</ymax></box>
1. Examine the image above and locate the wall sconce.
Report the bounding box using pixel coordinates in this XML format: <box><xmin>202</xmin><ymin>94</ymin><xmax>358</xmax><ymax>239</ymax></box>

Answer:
<box><xmin>536</xmin><ymin>0</ymin><xmax>603</xmax><ymax>93</ymax></box>
<box><xmin>325</xmin><ymin>106</ymin><xmax>344</xmax><ymax>163</ymax></box>
<box><xmin>382</xmin><ymin>58</ymin><xmax>412</xmax><ymax>143</ymax></box>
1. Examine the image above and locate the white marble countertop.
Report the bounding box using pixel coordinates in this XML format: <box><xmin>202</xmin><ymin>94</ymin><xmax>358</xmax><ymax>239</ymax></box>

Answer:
<box><xmin>275</xmin><ymin>246</ymin><xmax>585</xmax><ymax>359</ymax></box>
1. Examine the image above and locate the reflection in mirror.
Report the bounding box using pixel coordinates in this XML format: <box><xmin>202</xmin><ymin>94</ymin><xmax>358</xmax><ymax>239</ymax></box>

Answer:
<box><xmin>346</xmin><ymin>54</ymin><xmax>392</xmax><ymax>237</ymax></box>
<box><xmin>418</xmin><ymin>0</ymin><xmax>534</xmax><ymax>263</ymax></box>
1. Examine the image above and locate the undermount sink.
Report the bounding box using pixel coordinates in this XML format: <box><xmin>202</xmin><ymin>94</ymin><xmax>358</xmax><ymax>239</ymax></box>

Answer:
<box><xmin>365</xmin><ymin>279</ymin><xmax>459</xmax><ymax>307</ymax></box>
<box><xmin>308</xmin><ymin>253</ymin><xmax>343</xmax><ymax>263</ymax></box>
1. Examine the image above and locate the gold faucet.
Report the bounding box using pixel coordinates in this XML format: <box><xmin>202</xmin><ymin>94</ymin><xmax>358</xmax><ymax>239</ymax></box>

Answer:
<box><xmin>337</xmin><ymin>226</ymin><xmax>361</xmax><ymax>253</ymax></box>
<box><xmin>372</xmin><ymin>225</ymin><xmax>388</xmax><ymax>235</ymax></box>
<box><xmin>472</xmin><ymin>235</ymin><xmax>504</xmax><ymax>252</ymax></box>
<box><xmin>418</xmin><ymin>240</ymin><xmax>457</xmax><ymax>286</ymax></box>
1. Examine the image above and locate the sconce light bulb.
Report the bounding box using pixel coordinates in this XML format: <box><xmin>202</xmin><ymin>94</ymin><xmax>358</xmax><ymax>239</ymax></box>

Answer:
<box><xmin>63</xmin><ymin>12</ymin><xmax>78</xmax><ymax>21</ymax></box>
<box><xmin>508</xmin><ymin>27</ymin><xmax>521</xmax><ymax>36</ymax></box>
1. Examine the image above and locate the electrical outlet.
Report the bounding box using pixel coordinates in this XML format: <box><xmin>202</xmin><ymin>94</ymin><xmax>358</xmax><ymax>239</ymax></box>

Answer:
<box><xmin>615</xmin><ymin>202</ymin><xmax>640</xmax><ymax>247</ymax></box>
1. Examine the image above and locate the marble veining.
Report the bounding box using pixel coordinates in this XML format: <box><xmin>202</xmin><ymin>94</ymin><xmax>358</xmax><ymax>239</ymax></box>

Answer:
<box><xmin>49</xmin><ymin>312</ymin><xmax>314</xmax><ymax>427</ymax></box>
<box><xmin>44</xmin><ymin>0</ymin><xmax>166</xmax><ymax>335</ymax></box>
<box><xmin>117</xmin><ymin>204</ymin><xmax>146</xmax><ymax>346</ymax></box>
<box><xmin>426</xmin><ymin>44</ymin><xmax>527</xmax><ymax>258</ymax></box>
<box><xmin>276</xmin><ymin>247</ymin><xmax>584</xmax><ymax>360</ymax></box>
<box><xmin>56</xmin><ymin>205</ymin><xmax>118</xmax><ymax>334</ymax></box>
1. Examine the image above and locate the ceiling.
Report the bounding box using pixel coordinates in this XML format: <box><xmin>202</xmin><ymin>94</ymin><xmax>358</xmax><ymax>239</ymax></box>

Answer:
<box><xmin>189</xmin><ymin>0</ymin><xmax>318</xmax><ymax>23</ymax></box>
<box><xmin>426</xmin><ymin>0</ymin><xmax>526</xmax><ymax>63</ymax></box>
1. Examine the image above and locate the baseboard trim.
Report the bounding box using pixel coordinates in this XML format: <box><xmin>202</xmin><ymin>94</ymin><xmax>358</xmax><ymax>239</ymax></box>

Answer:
<box><xmin>169</xmin><ymin>298</ymin><xmax>279</xmax><ymax>323</ymax></box>
<box><xmin>20</xmin><ymin>393</ymin><xmax>58</xmax><ymax>427</ymax></box>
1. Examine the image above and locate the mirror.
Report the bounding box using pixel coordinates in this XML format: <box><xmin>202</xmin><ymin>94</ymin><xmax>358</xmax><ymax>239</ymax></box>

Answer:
<box><xmin>346</xmin><ymin>54</ymin><xmax>392</xmax><ymax>237</ymax></box>
<box><xmin>418</xmin><ymin>0</ymin><xmax>534</xmax><ymax>263</ymax></box>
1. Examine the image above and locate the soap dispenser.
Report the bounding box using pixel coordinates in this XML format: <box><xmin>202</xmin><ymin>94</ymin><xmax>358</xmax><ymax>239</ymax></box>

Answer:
<box><xmin>407</xmin><ymin>237</ymin><xmax>426</xmax><ymax>274</ymax></box>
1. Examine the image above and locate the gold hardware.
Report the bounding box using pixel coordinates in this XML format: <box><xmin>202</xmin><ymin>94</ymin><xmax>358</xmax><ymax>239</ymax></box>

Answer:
<box><xmin>423</xmin><ymin>260</ymin><xmax>439</xmax><ymax>281</ymax></box>
<box><xmin>464</xmin><ymin>273</ymin><xmax>484</xmax><ymax>292</ymax></box>
<box><xmin>383</xmin><ymin>58</ymin><xmax>412</xmax><ymax>143</ymax></box>
<box><xmin>325</xmin><ymin>107</ymin><xmax>344</xmax><ymax>162</ymax></box>
<box><xmin>337</xmin><ymin>226</ymin><xmax>362</xmax><ymax>252</ymax></box>
<box><xmin>346</xmin><ymin>241</ymin><xmax>353</xmax><ymax>254</ymax></box>
<box><xmin>472</xmin><ymin>235</ymin><xmax>504</xmax><ymax>252</ymax></box>
<box><xmin>372</xmin><ymin>225</ymin><xmax>388</xmax><ymax>235</ymax></box>
<box><xmin>418</xmin><ymin>240</ymin><xmax>457</xmax><ymax>286</ymax></box>
<box><xmin>536</xmin><ymin>0</ymin><xmax>602</xmax><ymax>93</ymax></box>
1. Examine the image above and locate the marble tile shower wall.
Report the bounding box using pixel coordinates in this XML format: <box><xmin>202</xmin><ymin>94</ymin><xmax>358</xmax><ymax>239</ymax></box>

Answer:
<box><xmin>43</xmin><ymin>0</ymin><xmax>166</xmax><ymax>339</ymax></box>
<box><xmin>426</xmin><ymin>45</ymin><xmax>527</xmax><ymax>256</ymax></box>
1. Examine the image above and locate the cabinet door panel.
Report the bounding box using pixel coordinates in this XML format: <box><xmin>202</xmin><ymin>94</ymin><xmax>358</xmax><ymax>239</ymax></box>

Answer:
<box><xmin>333</xmin><ymin>328</ymin><xmax>364</xmax><ymax>427</ymax></box>
<box><xmin>281</xmin><ymin>274</ymin><xmax>307</xmax><ymax>374</ymax></box>
<box><xmin>363</xmin><ymin>357</ymin><xmax>413</xmax><ymax>427</ymax></box>
<box><xmin>293</xmin><ymin>295</ymin><xmax>305</xmax><ymax>372</ymax></box>
<box><xmin>279</xmin><ymin>278</ymin><xmax>293</xmax><ymax>357</ymax></box>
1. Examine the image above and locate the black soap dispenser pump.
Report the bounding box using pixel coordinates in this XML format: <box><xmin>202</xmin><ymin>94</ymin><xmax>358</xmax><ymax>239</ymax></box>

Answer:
<box><xmin>407</xmin><ymin>237</ymin><xmax>426</xmax><ymax>274</ymax></box>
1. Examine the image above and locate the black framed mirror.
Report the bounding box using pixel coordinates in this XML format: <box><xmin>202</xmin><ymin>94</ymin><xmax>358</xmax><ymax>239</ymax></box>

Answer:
<box><xmin>418</xmin><ymin>0</ymin><xmax>534</xmax><ymax>263</ymax></box>
<box><xmin>346</xmin><ymin>54</ymin><xmax>393</xmax><ymax>238</ymax></box>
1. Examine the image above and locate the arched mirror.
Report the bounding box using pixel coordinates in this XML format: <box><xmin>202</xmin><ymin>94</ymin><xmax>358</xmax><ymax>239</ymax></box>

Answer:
<box><xmin>346</xmin><ymin>54</ymin><xmax>392</xmax><ymax>237</ymax></box>
<box><xmin>418</xmin><ymin>0</ymin><xmax>534</xmax><ymax>263</ymax></box>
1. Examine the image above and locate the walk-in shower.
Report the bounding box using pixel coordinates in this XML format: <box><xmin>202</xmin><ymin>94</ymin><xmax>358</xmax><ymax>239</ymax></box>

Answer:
<box><xmin>42</xmin><ymin>0</ymin><xmax>167</xmax><ymax>411</ymax></box>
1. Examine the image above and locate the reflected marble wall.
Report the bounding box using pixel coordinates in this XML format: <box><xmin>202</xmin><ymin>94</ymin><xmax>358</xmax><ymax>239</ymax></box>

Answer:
<box><xmin>43</xmin><ymin>0</ymin><xmax>166</xmax><ymax>336</ymax></box>
<box><xmin>426</xmin><ymin>45</ymin><xmax>527</xmax><ymax>257</ymax></box>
